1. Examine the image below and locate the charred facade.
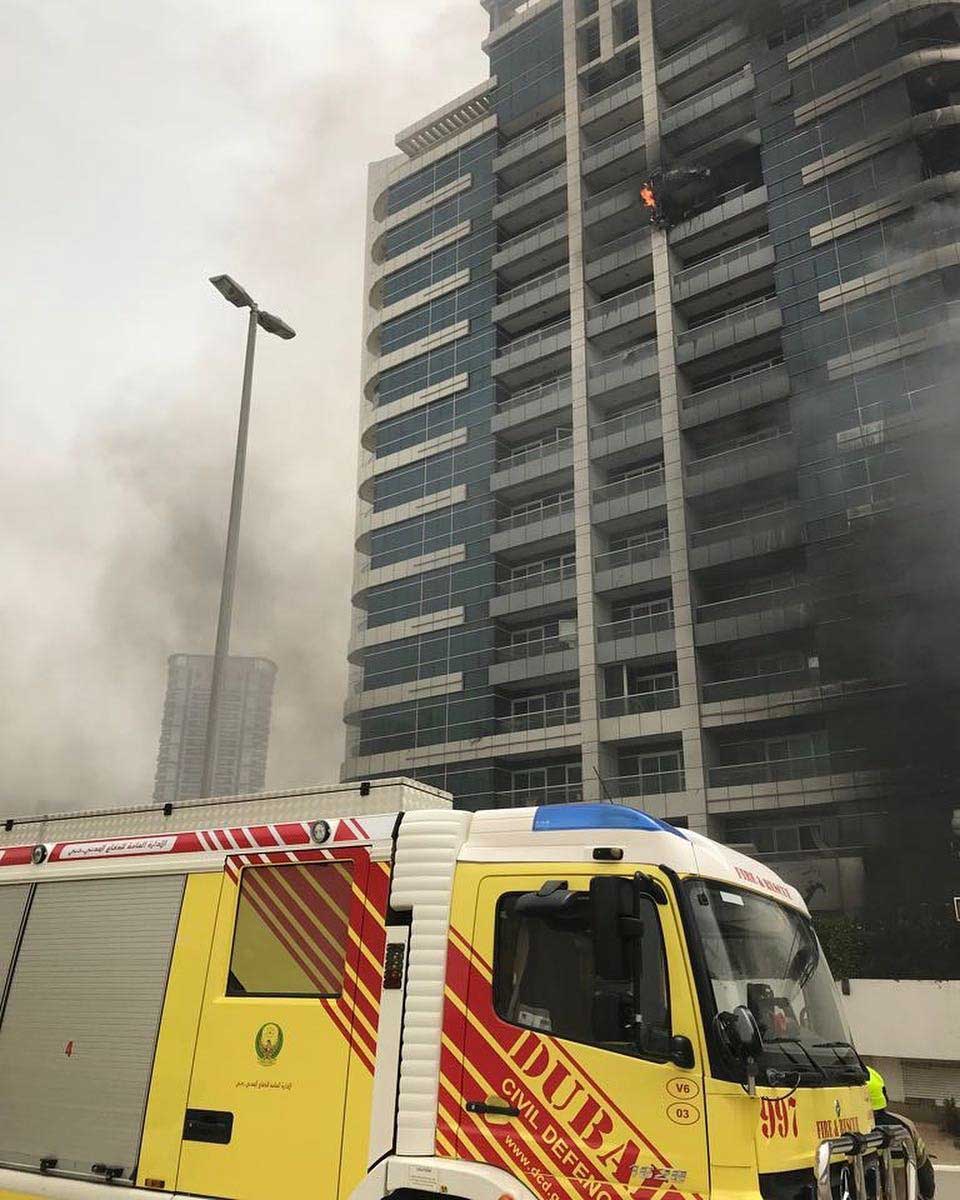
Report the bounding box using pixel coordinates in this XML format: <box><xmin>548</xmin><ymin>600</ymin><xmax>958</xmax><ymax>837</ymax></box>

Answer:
<box><xmin>345</xmin><ymin>0</ymin><xmax>960</xmax><ymax>953</ymax></box>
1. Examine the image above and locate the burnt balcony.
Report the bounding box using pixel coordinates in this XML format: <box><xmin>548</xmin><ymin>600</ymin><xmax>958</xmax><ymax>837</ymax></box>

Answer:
<box><xmin>684</xmin><ymin>428</ymin><xmax>797</xmax><ymax>498</ymax></box>
<box><xmin>707</xmin><ymin>747</ymin><xmax>869</xmax><ymax>789</ymax></box>
<box><xmin>694</xmin><ymin>582</ymin><xmax>811</xmax><ymax>647</ymax></box>
<box><xmin>680</xmin><ymin>358</ymin><xmax>789</xmax><ymax>430</ymax></box>
<box><xmin>688</xmin><ymin>506</ymin><xmax>802</xmax><ymax>571</ymax></box>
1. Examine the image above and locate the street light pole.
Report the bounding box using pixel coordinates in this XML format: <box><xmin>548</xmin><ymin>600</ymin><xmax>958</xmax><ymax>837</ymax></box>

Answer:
<box><xmin>199</xmin><ymin>275</ymin><xmax>295</xmax><ymax>799</ymax></box>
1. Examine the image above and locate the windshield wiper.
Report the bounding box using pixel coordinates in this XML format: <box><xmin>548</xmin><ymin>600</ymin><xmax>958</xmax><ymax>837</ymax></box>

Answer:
<box><xmin>764</xmin><ymin>1036</ymin><xmax>826</xmax><ymax>1080</ymax></box>
<box><xmin>812</xmin><ymin>1041</ymin><xmax>868</xmax><ymax>1076</ymax></box>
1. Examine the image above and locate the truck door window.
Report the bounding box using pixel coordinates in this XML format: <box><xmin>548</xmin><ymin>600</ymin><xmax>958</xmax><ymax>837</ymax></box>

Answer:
<box><xmin>227</xmin><ymin>861</ymin><xmax>354</xmax><ymax>998</ymax></box>
<box><xmin>493</xmin><ymin>888</ymin><xmax>670</xmax><ymax>1056</ymax></box>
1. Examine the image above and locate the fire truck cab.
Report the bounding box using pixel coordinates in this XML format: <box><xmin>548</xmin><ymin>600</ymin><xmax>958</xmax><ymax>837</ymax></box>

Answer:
<box><xmin>0</xmin><ymin>780</ymin><xmax>915</xmax><ymax>1200</ymax></box>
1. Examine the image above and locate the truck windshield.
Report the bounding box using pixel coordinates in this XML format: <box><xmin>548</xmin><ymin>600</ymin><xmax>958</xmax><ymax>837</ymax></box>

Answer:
<box><xmin>684</xmin><ymin>880</ymin><xmax>864</xmax><ymax>1085</ymax></box>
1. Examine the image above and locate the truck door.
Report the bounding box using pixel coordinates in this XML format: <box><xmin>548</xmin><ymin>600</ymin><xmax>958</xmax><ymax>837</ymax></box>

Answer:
<box><xmin>178</xmin><ymin>849</ymin><xmax>370</xmax><ymax>1200</ymax></box>
<box><xmin>449</xmin><ymin>869</ymin><xmax>708</xmax><ymax>1200</ymax></box>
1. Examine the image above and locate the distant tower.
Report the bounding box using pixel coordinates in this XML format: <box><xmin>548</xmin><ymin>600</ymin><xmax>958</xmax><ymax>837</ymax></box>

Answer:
<box><xmin>154</xmin><ymin>655</ymin><xmax>277</xmax><ymax>803</ymax></box>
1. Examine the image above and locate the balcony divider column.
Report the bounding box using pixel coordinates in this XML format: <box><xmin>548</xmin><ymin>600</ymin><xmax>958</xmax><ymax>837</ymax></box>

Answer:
<box><xmin>562</xmin><ymin>0</ymin><xmax>619</xmax><ymax>801</ymax></box>
<box><xmin>636</xmin><ymin>0</ymin><xmax>710</xmax><ymax>832</ymax></box>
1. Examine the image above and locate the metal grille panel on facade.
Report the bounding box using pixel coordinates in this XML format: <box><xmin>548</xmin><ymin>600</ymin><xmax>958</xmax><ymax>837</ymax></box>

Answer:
<box><xmin>902</xmin><ymin>1061</ymin><xmax>960</xmax><ymax>1106</ymax></box>
<box><xmin>0</xmin><ymin>874</ymin><xmax>186</xmax><ymax>1181</ymax></box>
<box><xmin>0</xmin><ymin>885</ymin><xmax>30</xmax><ymax>996</ymax></box>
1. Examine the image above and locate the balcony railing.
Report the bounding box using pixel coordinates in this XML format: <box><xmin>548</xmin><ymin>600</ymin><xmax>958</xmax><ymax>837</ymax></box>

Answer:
<box><xmin>496</xmin><ymin>373</ymin><xmax>572</xmax><ymax>415</ymax></box>
<box><xmin>496</xmin><ymin>634</ymin><xmax>579</xmax><ymax>662</ymax></box>
<box><xmin>683</xmin><ymin>357</ymin><xmax>784</xmax><ymax>408</ymax></box>
<box><xmin>588</xmin><ymin>338</ymin><xmax>658</xmax><ymax>381</ymax></box>
<box><xmin>674</xmin><ymin>233</ymin><xmax>772</xmax><ymax>285</ymax></box>
<box><xmin>686</xmin><ymin>427</ymin><xmax>792</xmax><ymax>473</ymax></box>
<box><xmin>498</xmin><ymin>213</ymin><xmax>568</xmax><ymax>255</ymax></box>
<box><xmin>600</xmin><ymin>681</ymin><xmax>679</xmax><ymax>718</ymax></box>
<box><xmin>497</xmin><ymin>264</ymin><xmax>570</xmax><ymax>310</ymax></box>
<box><xmin>588</xmin><ymin>227</ymin><xmax>653</xmax><ymax>265</ymax></box>
<box><xmin>583</xmin><ymin>117</ymin><xmax>645</xmax><ymax>161</ymax></box>
<box><xmin>702</xmin><ymin>665</ymin><xmax>817</xmax><ymax>704</ymax></box>
<box><xmin>497</xmin><ymin>431</ymin><xmax>573</xmax><ymax>472</ymax></box>
<box><xmin>689</xmin><ymin>503</ymin><xmax>797</xmax><ymax>548</ymax></box>
<box><xmin>684</xmin><ymin>292</ymin><xmax>777</xmax><ymax>334</ymax></box>
<box><xmin>497</xmin><ymin>318</ymin><xmax>571</xmax><ymax>361</ymax></box>
<box><xmin>584</xmin><ymin>67</ymin><xmax>643</xmax><ymax>110</ymax></box>
<box><xmin>496</xmin><ymin>162</ymin><xmax>566</xmax><ymax>205</ymax></box>
<box><xmin>593</xmin><ymin>462</ymin><xmax>665</xmax><ymax>505</ymax></box>
<box><xmin>696</xmin><ymin>582</ymin><xmax>806</xmax><ymax>626</ymax></box>
<box><xmin>594</xmin><ymin>535</ymin><xmax>669</xmax><ymax>573</ymax></box>
<box><xmin>664</xmin><ymin>64</ymin><xmax>750</xmax><ymax>121</ymax></box>
<box><xmin>498</xmin><ymin>559</ymin><xmax>576</xmax><ymax>595</ymax></box>
<box><xmin>500</xmin><ymin>704</ymin><xmax>580</xmax><ymax>733</ymax></box>
<box><xmin>587</xmin><ymin>280</ymin><xmax>655</xmax><ymax>323</ymax></box>
<box><xmin>495</xmin><ymin>784</ymin><xmax>584</xmax><ymax>807</ymax></box>
<box><xmin>497</xmin><ymin>113</ymin><xmax>566</xmax><ymax>161</ymax></box>
<box><xmin>592</xmin><ymin>399</ymin><xmax>661</xmax><ymax>442</ymax></box>
<box><xmin>496</xmin><ymin>492</ymin><xmax>574</xmax><ymax>531</ymax></box>
<box><xmin>605</xmin><ymin>770</ymin><xmax>686</xmax><ymax>798</ymax></box>
<box><xmin>597</xmin><ymin>608</ymin><xmax>675</xmax><ymax>642</ymax></box>
<box><xmin>660</xmin><ymin>19</ymin><xmax>735</xmax><ymax>66</ymax></box>
<box><xmin>708</xmin><ymin>748</ymin><xmax>869</xmax><ymax>789</ymax></box>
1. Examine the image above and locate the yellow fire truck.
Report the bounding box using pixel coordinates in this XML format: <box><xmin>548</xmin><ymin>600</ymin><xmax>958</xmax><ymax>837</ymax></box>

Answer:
<box><xmin>0</xmin><ymin>780</ymin><xmax>916</xmax><ymax>1200</ymax></box>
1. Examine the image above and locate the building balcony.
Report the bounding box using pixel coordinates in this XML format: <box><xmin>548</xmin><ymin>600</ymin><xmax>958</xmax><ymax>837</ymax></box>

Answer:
<box><xmin>596</xmin><ymin>610</ymin><xmax>676</xmax><ymax>664</ymax></box>
<box><xmin>585</xmin><ymin>228</ymin><xmax>653</xmax><ymax>294</ymax></box>
<box><xmin>493</xmin><ymin>264</ymin><xmax>570</xmax><ymax>333</ymax></box>
<box><xmin>600</xmin><ymin>681</ymin><xmax>680</xmax><ymax>719</ymax></box>
<box><xmin>498</xmin><ymin>703</ymin><xmax>581</xmax><ymax>735</ymax></box>
<box><xmin>587</xmin><ymin>339</ymin><xmax>659</xmax><ymax>405</ymax></box>
<box><xmin>493</xmin><ymin>163</ymin><xmax>567</xmax><ymax>234</ymax></box>
<box><xmin>707</xmin><ymin>748</ymin><xmax>869</xmax><ymax>790</ymax></box>
<box><xmin>493</xmin><ymin>112</ymin><xmax>566</xmax><ymax>186</ymax></box>
<box><xmin>581</xmin><ymin>67</ymin><xmax>645</xmax><ymax>137</ymax></box>
<box><xmin>490</xmin><ymin>434</ymin><xmax>574</xmax><ymax>497</ymax></box>
<box><xmin>701</xmin><ymin>664</ymin><xmax>818</xmax><ymax>705</ymax></box>
<box><xmin>581</xmin><ymin>117</ymin><xmax>648</xmax><ymax>188</ymax></box>
<box><xmin>590</xmin><ymin>400</ymin><xmax>662</xmax><ymax>464</ymax></box>
<box><xmin>490</xmin><ymin>564</ymin><xmax>578</xmax><ymax>619</ymax></box>
<box><xmin>688</xmin><ymin>508</ymin><xmax>802</xmax><ymax>570</ymax></box>
<box><xmin>492</xmin><ymin>214</ymin><xmax>569</xmax><ymax>283</ymax></box>
<box><xmin>684</xmin><ymin>429</ymin><xmax>797</xmax><ymax>498</ymax></box>
<box><xmin>490</xmin><ymin>494</ymin><xmax>575</xmax><ymax>555</ymax></box>
<box><xmin>680</xmin><ymin>359</ymin><xmax>790</xmax><ymax>430</ymax></box>
<box><xmin>661</xmin><ymin>65</ymin><xmax>755</xmax><ymax>155</ymax></box>
<box><xmin>492</xmin><ymin>318</ymin><xmax>572</xmax><ymax>386</ymax></box>
<box><xmin>670</xmin><ymin>183</ymin><xmax>768</xmax><ymax>261</ymax></box>
<box><xmin>492</xmin><ymin>374</ymin><xmax>573</xmax><ymax>435</ymax></box>
<box><xmin>605</xmin><ymin>769</ymin><xmax>687</xmax><ymax>800</ymax></box>
<box><xmin>584</xmin><ymin>181</ymin><xmax>649</xmax><ymax>245</ymax></box>
<box><xmin>592</xmin><ymin>464</ymin><xmax>666</xmax><ymax>525</ymax></box>
<box><xmin>586</xmin><ymin>280</ymin><xmax>656</xmax><ymax>350</ymax></box>
<box><xmin>594</xmin><ymin>536</ymin><xmax>671</xmax><ymax>594</ymax></box>
<box><xmin>657</xmin><ymin>20</ymin><xmax>750</xmax><ymax>105</ymax></box>
<box><xmin>676</xmin><ymin>295</ymin><xmax>782</xmax><ymax>370</ymax></box>
<box><xmin>694</xmin><ymin>585</ymin><xmax>812</xmax><ymax>647</ymax></box>
<box><xmin>493</xmin><ymin>783</ymin><xmax>584</xmax><ymax>808</ymax></box>
<box><xmin>673</xmin><ymin>233</ymin><xmax>775</xmax><ymax>313</ymax></box>
<box><xmin>489</xmin><ymin>637</ymin><xmax>580</xmax><ymax>687</ymax></box>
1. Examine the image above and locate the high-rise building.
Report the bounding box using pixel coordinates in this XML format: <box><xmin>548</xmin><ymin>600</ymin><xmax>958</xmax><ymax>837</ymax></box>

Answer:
<box><xmin>154</xmin><ymin>655</ymin><xmax>277</xmax><ymax>803</ymax></box>
<box><xmin>344</xmin><ymin>0</ymin><xmax>960</xmax><ymax>923</ymax></box>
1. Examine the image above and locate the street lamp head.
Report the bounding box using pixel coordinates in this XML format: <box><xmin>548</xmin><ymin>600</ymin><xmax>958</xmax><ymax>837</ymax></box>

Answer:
<box><xmin>210</xmin><ymin>274</ymin><xmax>255</xmax><ymax>309</ymax></box>
<box><xmin>257</xmin><ymin>310</ymin><xmax>297</xmax><ymax>340</ymax></box>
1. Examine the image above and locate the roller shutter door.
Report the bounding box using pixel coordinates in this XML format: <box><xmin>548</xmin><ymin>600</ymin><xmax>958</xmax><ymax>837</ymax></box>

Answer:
<box><xmin>902</xmin><ymin>1060</ymin><xmax>960</xmax><ymax>1105</ymax></box>
<box><xmin>0</xmin><ymin>885</ymin><xmax>30</xmax><ymax>995</ymax></box>
<box><xmin>0</xmin><ymin>874</ymin><xmax>185</xmax><ymax>1180</ymax></box>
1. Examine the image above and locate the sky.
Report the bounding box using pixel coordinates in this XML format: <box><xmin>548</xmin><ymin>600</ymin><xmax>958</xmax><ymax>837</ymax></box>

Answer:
<box><xmin>0</xmin><ymin>0</ymin><xmax>489</xmax><ymax>814</ymax></box>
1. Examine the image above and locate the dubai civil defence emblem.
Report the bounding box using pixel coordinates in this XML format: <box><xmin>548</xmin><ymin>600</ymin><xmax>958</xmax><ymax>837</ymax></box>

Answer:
<box><xmin>255</xmin><ymin>1023</ymin><xmax>284</xmax><ymax>1067</ymax></box>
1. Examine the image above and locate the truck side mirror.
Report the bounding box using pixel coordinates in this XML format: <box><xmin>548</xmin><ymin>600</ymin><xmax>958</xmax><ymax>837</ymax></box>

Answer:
<box><xmin>717</xmin><ymin>1004</ymin><xmax>763</xmax><ymax>1094</ymax></box>
<box><xmin>589</xmin><ymin>876</ymin><xmax>634</xmax><ymax>980</ymax></box>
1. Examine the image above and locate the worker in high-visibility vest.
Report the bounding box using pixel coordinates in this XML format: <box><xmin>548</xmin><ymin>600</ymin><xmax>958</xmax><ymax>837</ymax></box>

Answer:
<box><xmin>868</xmin><ymin>1067</ymin><xmax>936</xmax><ymax>1199</ymax></box>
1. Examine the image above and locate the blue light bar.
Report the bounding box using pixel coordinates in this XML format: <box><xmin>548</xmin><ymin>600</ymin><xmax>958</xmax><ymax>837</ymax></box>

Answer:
<box><xmin>533</xmin><ymin>803</ymin><xmax>686</xmax><ymax>838</ymax></box>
